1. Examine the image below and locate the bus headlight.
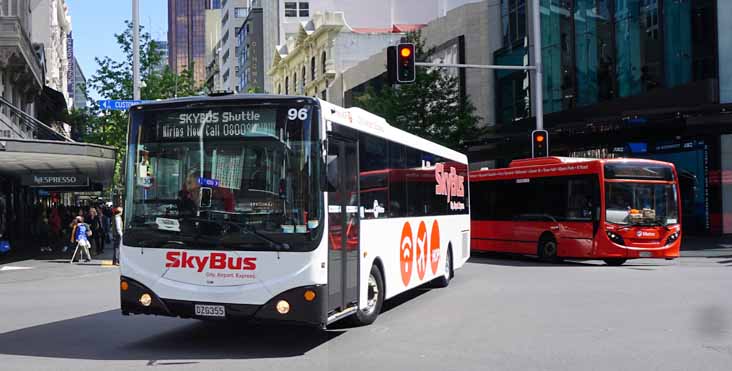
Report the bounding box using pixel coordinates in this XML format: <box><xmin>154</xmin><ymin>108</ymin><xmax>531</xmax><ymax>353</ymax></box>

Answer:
<box><xmin>606</xmin><ymin>231</ymin><xmax>625</xmax><ymax>245</ymax></box>
<box><xmin>666</xmin><ymin>232</ymin><xmax>680</xmax><ymax>245</ymax></box>
<box><xmin>276</xmin><ymin>300</ymin><xmax>290</xmax><ymax>314</ymax></box>
<box><xmin>139</xmin><ymin>293</ymin><xmax>152</xmax><ymax>307</ymax></box>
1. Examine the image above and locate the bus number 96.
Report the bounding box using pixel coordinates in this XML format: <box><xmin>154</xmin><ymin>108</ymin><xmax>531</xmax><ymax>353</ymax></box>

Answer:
<box><xmin>288</xmin><ymin>108</ymin><xmax>308</xmax><ymax>121</ymax></box>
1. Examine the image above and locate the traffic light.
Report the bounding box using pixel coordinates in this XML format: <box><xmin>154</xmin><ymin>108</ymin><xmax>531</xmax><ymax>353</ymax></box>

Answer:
<box><xmin>387</xmin><ymin>43</ymin><xmax>416</xmax><ymax>84</ymax></box>
<box><xmin>531</xmin><ymin>130</ymin><xmax>549</xmax><ymax>158</ymax></box>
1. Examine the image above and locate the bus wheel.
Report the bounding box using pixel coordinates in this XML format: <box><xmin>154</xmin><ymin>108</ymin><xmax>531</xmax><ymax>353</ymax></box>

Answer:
<box><xmin>432</xmin><ymin>247</ymin><xmax>453</xmax><ymax>288</ymax></box>
<box><xmin>352</xmin><ymin>265</ymin><xmax>384</xmax><ymax>326</ymax></box>
<box><xmin>604</xmin><ymin>259</ymin><xmax>627</xmax><ymax>266</ymax></box>
<box><xmin>538</xmin><ymin>237</ymin><xmax>559</xmax><ymax>262</ymax></box>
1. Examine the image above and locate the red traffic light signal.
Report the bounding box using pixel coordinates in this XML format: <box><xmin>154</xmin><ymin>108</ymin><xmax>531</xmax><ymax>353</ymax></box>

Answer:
<box><xmin>387</xmin><ymin>43</ymin><xmax>416</xmax><ymax>84</ymax></box>
<box><xmin>531</xmin><ymin>130</ymin><xmax>549</xmax><ymax>158</ymax></box>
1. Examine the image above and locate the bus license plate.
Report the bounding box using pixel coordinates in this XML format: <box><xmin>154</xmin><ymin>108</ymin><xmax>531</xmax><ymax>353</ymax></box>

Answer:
<box><xmin>195</xmin><ymin>304</ymin><xmax>225</xmax><ymax>317</ymax></box>
<box><xmin>639</xmin><ymin>251</ymin><xmax>652</xmax><ymax>258</ymax></box>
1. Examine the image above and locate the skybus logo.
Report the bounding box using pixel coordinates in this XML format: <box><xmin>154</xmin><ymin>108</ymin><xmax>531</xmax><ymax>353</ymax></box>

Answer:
<box><xmin>165</xmin><ymin>251</ymin><xmax>257</xmax><ymax>272</ymax></box>
<box><xmin>435</xmin><ymin>163</ymin><xmax>466</xmax><ymax>211</ymax></box>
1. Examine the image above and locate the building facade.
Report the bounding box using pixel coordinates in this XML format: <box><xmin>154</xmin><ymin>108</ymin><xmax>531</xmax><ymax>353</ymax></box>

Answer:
<box><xmin>168</xmin><ymin>0</ymin><xmax>207</xmax><ymax>84</ymax></box>
<box><xmin>255</xmin><ymin>0</ymin><xmax>483</xmax><ymax>93</ymax></box>
<box><xmin>154</xmin><ymin>39</ymin><xmax>169</xmax><ymax>73</ymax></box>
<box><xmin>72</xmin><ymin>57</ymin><xmax>87</xmax><ymax>110</ymax></box>
<box><xmin>219</xmin><ymin>0</ymin><xmax>250</xmax><ymax>91</ymax></box>
<box><xmin>204</xmin><ymin>6</ymin><xmax>222</xmax><ymax>92</ymax></box>
<box><xmin>236</xmin><ymin>7</ymin><xmax>264</xmax><ymax>92</ymax></box>
<box><xmin>31</xmin><ymin>0</ymin><xmax>72</xmax><ymax>108</ymax></box>
<box><xmin>268</xmin><ymin>12</ymin><xmax>404</xmax><ymax>101</ymax></box>
<box><xmin>471</xmin><ymin>0</ymin><xmax>731</xmax><ymax>236</ymax></box>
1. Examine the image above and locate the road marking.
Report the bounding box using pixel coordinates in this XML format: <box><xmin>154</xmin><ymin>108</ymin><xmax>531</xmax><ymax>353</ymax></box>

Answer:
<box><xmin>101</xmin><ymin>260</ymin><xmax>116</xmax><ymax>267</ymax></box>
<box><xmin>0</xmin><ymin>266</ymin><xmax>33</xmax><ymax>271</ymax></box>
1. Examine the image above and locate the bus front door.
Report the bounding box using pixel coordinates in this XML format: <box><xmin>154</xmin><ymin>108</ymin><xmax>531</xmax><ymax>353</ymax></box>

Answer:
<box><xmin>327</xmin><ymin>136</ymin><xmax>360</xmax><ymax>315</ymax></box>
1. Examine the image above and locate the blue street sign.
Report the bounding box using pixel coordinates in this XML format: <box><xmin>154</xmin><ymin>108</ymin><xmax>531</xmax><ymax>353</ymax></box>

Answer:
<box><xmin>97</xmin><ymin>100</ymin><xmax>146</xmax><ymax>111</ymax></box>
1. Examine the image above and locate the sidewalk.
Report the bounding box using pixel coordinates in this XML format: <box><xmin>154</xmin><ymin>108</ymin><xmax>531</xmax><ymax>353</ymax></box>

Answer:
<box><xmin>680</xmin><ymin>235</ymin><xmax>732</xmax><ymax>257</ymax></box>
<box><xmin>0</xmin><ymin>241</ymin><xmax>117</xmax><ymax>267</ymax></box>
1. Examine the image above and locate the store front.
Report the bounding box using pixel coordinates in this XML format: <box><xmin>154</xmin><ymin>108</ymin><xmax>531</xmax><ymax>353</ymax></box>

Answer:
<box><xmin>0</xmin><ymin>138</ymin><xmax>115</xmax><ymax>254</ymax></box>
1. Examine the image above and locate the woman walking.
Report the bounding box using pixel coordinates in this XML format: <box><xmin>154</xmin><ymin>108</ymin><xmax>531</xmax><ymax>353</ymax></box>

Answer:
<box><xmin>89</xmin><ymin>207</ymin><xmax>104</xmax><ymax>255</ymax></box>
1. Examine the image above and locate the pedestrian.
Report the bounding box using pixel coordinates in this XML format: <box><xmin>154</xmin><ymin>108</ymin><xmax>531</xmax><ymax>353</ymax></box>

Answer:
<box><xmin>69</xmin><ymin>216</ymin><xmax>92</xmax><ymax>263</ymax></box>
<box><xmin>89</xmin><ymin>207</ymin><xmax>104</xmax><ymax>255</ymax></box>
<box><xmin>49</xmin><ymin>207</ymin><xmax>61</xmax><ymax>250</ymax></box>
<box><xmin>102</xmin><ymin>205</ymin><xmax>112</xmax><ymax>244</ymax></box>
<box><xmin>112</xmin><ymin>207</ymin><xmax>123</xmax><ymax>266</ymax></box>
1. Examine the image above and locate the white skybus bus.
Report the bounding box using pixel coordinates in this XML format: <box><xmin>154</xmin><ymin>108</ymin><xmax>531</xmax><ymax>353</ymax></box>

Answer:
<box><xmin>120</xmin><ymin>95</ymin><xmax>470</xmax><ymax>327</ymax></box>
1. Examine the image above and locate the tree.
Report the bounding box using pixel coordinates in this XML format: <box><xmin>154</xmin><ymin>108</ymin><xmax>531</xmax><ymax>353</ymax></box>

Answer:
<box><xmin>353</xmin><ymin>31</ymin><xmax>480</xmax><ymax>150</ymax></box>
<box><xmin>81</xmin><ymin>21</ymin><xmax>201</xmax><ymax>188</ymax></box>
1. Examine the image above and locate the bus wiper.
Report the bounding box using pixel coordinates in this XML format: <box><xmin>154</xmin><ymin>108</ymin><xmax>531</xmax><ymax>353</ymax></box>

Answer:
<box><xmin>220</xmin><ymin>220</ymin><xmax>290</xmax><ymax>251</ymax></box>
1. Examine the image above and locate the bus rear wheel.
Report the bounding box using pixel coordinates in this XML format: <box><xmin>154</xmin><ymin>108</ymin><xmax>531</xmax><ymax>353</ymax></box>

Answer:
<box><xmin>604</xmin><ymin>259</ymin><xmax>627</xmax><ymax>266</ymax></box>
<box><xmin>352</xmin><ymin>265</ymin><xmax>384</xmax><ymax>326</ymax></box>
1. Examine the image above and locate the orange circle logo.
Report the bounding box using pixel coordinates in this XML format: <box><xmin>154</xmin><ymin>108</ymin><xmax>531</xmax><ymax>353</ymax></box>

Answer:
<box><xmin>400</xmin><ymin>222</ymin><xmax>413</xmax><ymax>286</ymax></box>
<box><xmin>430</xmin><ymin>220</ymin><xmax>440</xmax><ymax>275</ymax></box>
<box><xmin>416</xmin><ymin>221</ymin><xmax>428</xmax><ymax>280</ymax></box>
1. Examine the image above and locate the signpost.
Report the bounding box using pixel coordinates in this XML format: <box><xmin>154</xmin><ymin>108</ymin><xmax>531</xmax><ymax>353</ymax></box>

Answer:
<box><xmin>97</xmin><ymin>100</ymin><xmax>146</xmax><ymax>111</ymax></box>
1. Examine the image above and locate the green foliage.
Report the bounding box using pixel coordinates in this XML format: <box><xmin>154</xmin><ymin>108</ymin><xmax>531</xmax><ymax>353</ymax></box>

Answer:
<box><xmin>78</xmin><ymin>21</ymin><xmax>202</xmax><ymax>189</ymax></box>
<box><xmin>353</xmin><ymin>31</ymin><xmax>480</xmax><ymax>150</ymax></box>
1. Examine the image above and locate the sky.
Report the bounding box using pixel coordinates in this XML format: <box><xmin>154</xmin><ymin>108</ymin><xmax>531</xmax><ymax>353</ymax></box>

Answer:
<box><xmin>66</xmin><ymin>0</ymin><xmax>168</xmax><ymax>101</ymax></box>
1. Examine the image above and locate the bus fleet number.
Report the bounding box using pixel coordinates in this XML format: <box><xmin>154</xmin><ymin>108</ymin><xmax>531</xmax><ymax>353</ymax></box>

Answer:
<box><xmin>288</xmin><ymin>108</ymin><xmax>308</xmax><ymax>121</ymax></box>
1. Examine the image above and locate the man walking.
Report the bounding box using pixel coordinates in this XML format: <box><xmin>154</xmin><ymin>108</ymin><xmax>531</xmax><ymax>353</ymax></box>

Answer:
<box><xmin>112</xmin><ymin>207</ymin><xmax>123</xmax><ymax>266</ymax></box>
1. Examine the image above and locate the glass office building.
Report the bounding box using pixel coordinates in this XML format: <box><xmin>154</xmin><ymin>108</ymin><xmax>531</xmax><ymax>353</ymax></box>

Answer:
<box><xmin>479</xmin><ymin>0</ymin><xmax>732</xmax><ymax>235</ymax></box>
<box><xmin>168</xmin><ymin>0</ymin><xmax>207</xmax><ymax>85</ymax></box>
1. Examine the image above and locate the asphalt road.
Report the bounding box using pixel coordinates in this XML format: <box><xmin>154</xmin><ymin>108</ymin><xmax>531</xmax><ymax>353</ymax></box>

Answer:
<box><xmin>0</xmin><ymin>253</ymin><xmax>731</xmax><ymax>371</ymax></box>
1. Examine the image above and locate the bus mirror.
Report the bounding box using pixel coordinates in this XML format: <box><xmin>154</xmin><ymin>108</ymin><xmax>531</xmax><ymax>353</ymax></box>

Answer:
<box><xmin>200</xmin><ymin>187</ymin><xmax>212</xmax><ymax>208</ymax></box>
<box><xmin>325</xmin><ymin>154</ymin><xmax>339</xmax><ymax>191</ymax></box>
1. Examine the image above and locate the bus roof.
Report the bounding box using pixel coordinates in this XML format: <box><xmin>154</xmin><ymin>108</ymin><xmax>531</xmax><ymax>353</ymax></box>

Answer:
<box><xmin>508</xmin><ymin>156</ymin><xmax>597</xmax><ymax>168</ymax></box>
<box><xmin>130</xmin><ymin>94</ymin><xmax>467</xmax><ymax>164</ymax></box>
<box><xmin>319</xmin><ymin>100</ymin><xmax>468</xmax><ymax>164</ymax></box>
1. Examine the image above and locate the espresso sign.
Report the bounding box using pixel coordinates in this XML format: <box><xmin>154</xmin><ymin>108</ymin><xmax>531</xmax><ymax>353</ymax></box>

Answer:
<box><xmin>23</xmin><ymin>174</ymin><xmax>90</xmax><ymax>187</ymax></box>
<box><xmin>156</xmin><ymin>109</ymin><xmax>277</xmax><ymax>140</ymax></box>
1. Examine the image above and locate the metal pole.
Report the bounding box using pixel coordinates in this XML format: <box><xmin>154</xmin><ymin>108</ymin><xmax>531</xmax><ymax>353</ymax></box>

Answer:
<box><xmin>414</xmin><ymin>62</ymin><xmax>536</xmax><ymax>71</ymax></box>
<box><xmin>532</xmin><ymin>0</ymin><xmax>544</xmax><ymax>130</ymax></box>
<box><xmin>132</xmin><ymin>0</ymin><xmax>141</xmax><ymax>100</ymax></box>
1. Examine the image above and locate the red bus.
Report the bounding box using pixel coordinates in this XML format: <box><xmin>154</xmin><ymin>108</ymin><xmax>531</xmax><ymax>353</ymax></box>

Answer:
<box><xmin>470</xmin><ymin>157</ymin><xmax>681</xmax><ymax>265</ymax></box>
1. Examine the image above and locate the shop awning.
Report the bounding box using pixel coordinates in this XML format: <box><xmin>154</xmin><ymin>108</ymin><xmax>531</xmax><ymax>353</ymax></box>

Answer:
<box><xmin>0</xmin><ymin>138</ymin><xmax>116</xmax><ymax>187</ymax></box>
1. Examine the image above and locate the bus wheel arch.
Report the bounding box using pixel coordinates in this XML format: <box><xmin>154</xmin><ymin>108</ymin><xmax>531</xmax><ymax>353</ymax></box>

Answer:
<box><xmin>538</xmin><ymin>232</ymin><xmax>559</xmax><ymax>262</ymax></box>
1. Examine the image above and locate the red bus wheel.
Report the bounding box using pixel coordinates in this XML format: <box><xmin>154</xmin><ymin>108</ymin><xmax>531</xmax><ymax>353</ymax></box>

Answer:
<box><xmin>538</xmin><ymin>237</ymin><xmax>559</xmax><ymax>263</ymax></box>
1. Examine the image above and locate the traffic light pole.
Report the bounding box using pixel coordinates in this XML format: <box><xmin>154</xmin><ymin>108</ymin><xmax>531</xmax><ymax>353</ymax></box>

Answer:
<box><xmin>531</xmin><ymin>0</ymin><xmax>544</xmax><ymax>131</ymax></box>
<box><xmin>414</xmin><ymin>62</ymin><xmax>536</xmax><ymax>71</ymax></box>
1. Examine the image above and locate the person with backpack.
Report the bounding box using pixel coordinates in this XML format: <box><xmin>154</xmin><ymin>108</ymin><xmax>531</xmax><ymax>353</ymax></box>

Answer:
<box><xmin>70</xmin><ymin>216</ymin><xmax>92</xmax><ymax>263</ymax></box>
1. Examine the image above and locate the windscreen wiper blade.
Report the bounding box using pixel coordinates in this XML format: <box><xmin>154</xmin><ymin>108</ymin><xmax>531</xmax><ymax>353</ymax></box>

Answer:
<box><xmin>186</xmin><ymin>217</ymin><xmax>290</xmax><ymax>250</ymax></box>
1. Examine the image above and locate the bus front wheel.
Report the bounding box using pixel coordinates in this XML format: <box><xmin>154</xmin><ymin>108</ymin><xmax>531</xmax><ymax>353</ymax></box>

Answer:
<box><xmin>604</xmin><ymin>259</ymin><xmax>627</xmax><ymax>266</ymax></box>
<box><xmin>432</xmin><ymin>247</ymin><xmax>453</xmax><ymax>288</ymax></box>
<box><xmin>538</xmin><ymin>237</ymin><xmax>559</xmax><ymax>262</ymax></box>
<box><xmin>352</xmin><ymin>265</ymin><xmax>384</xmax><ymax>326</ymax></box>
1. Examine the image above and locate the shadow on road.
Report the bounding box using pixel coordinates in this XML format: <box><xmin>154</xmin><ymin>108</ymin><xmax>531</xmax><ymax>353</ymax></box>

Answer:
<box><xmin>468</xmin><ymin>252</ymin><xmax>670</xmax><ymax>268</ymax></box>
<box><xmin>0</xmin><ymin>309</ymin><xmax>343</xmax><ymax>361</ymax></box>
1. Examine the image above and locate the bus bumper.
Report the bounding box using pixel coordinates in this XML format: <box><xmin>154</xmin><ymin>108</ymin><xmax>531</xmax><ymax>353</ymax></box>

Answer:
<box><xmin>120</xmin><ymin>276</ymin><xmax>328</xmax><ymax>326</ymax></box>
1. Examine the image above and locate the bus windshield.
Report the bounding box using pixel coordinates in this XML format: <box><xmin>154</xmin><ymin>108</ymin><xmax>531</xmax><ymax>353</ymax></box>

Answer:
<box><xmin>605</xmin><ymin>182</ymin><xmax>678</xmax><ymax>226</ymax></box>
<box><xmin>125</xmin><ymin>102</ymin><xmax>323</xmax><ymax>251</ymax></box>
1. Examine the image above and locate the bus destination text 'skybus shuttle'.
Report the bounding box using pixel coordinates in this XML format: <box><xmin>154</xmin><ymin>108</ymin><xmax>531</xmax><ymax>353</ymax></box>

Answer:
<box><xmin>120</xmin><ymin>95</ymin><xmax>470</xmax><ymax>327</ymax></box>
<box><xmin>470</xmin><ymin>157</ymin><xmax>681</xmax><ymax>265</ymax></box>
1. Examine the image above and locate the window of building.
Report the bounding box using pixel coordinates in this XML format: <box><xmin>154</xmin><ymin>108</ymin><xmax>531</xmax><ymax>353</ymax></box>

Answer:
<box><xmin>223</xmin><ymin>69</ymin><xmax>230</xmax><ymax>82</ymax></box>
<box><xmin>284</xmin><ymin>2</ymin><xmax>297</xmax><ymax>17</ymax></box>
<box><xmin>293</xmin><ymin>72</ymin><xmax>298</xmax><ymax>93</ymax></box>
<box><xmin>222</xmin><ymin>49</ymin><xmax>230</xmax><ymax>64</ymax></box>
<box><xmin>222</xmin><ymin>30</ymin><xmax>230</xmax><ymax>46</ymax></box>
<box><xmin>278</xmin><ymin>84</ymin><xmax>282</xmax><ymax>94</ymax></box>
<box><xmin>222</xmin><ymin>10</ymin><xmax>229</xmax><ymax>26</ymax></box>
<box><xmin>321</xmin><ymin>51</ymin><xmax>327</xmax><ymax>74</ymax></box>
<box><xmin>310</xmin><ymin>56</ymin><xmax>316</xmax><ymax>81</ymax></box>
<box><xmin>285</xmin><ymin>77</ymin><xmax>289</xmax><ymax>95</ymax></box>
<box><xmin>299</xmin><ymin>2</ymin><xmax>309</xmax><ymax>17</ymax></box>
<box><xmin>501</xmin><ymin>0</ymin><xmax>526</xmax><ymax>48</ymax></box>
<box><xmin>234</xmin><ymin>7</ymin><xmax>247</xmax><ymax>18</ymax></box>
<box><xmin>301</xmin><ymin>65</ymin><xmax>306</xmax><ymax>86</ymax></box>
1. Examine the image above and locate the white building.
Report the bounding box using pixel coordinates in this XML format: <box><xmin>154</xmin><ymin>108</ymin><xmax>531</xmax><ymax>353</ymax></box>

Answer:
<box><xmin>259</xmin><ymin>0</ymin><xmax>482</xmax><ymax>93</ymax></box>
<box><xmin>31</xmin><ymin>0</ymin><xmax>72</xmax><ymax>108</ymax></box>
<box><xmin>268</xmin><ymin>12</ymin><xmax>405</xmax><ymax>101</ymax></box>
<box><xmin>204</xmin><ymin>6</ymin><xmax>223</xmax><ymax>92</ymax></box>
<box><xmin>219</xmin><ymin>0</ymin><xmax>251</xmax><ymax>91</ymax></box>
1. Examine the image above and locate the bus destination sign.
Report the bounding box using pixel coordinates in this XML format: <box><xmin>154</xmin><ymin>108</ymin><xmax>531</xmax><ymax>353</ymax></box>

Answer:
<box><xmin>156</xmin><ymin>109</ymin><xmax>277</xmax><ymax>140</ymax></box>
